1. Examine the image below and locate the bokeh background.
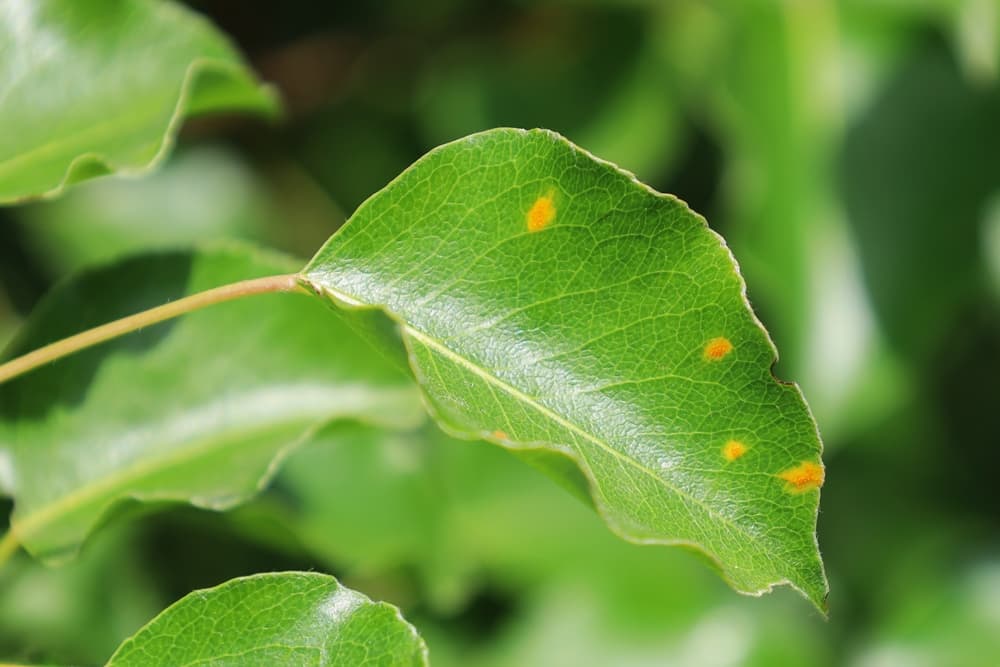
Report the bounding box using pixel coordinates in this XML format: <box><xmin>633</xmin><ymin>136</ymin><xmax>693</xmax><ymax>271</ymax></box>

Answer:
<box><xmin>2</xmin><ymin>0</ymin><xmax>1000</xmax><ymax>665</ymax></box>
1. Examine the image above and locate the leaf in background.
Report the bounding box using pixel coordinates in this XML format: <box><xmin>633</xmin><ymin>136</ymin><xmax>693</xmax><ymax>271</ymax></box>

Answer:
<box><xmin>987</xmin><ymin>195</ymin><xmax>1000</xmax><ymax>298</ymax></box>
<box><xmin>280</xmin><ymin>421</ymin><xmax>677</xmax><ymax>612</ymax></box>
<box><xmin>277</xmin><ymin>420</ymin><xmax>832</xmax><ymax>666</ymax></box>
<box><xmin>953</xmin><ymin>0</ymin><xmax>1000</xmax><ymax>83</ymax></box>
<box><xmin>420</xmin><ymin>582</ymin><xmax>829</xmax><ymax>667</ymax></box>
<box><xmin>106</xmin><ymin>572</ymin><xmax>428</xmax><ymax>666</ymax></box>
<box><xmin>279</xmin><ymin>423</ymin><xmax>447</xmax><ymax>597</ymax></box>
<box><xmin>0</xmin><ymin>521</ymin><xmax>163</xmax><ymax>665</ymax></box>
<box><xmin>842</xmin><ymin>41</ymin><xmax>1000</xmax><ymax>362</ymax></box>
<box><xmin>414</xmin><ymin>7</ymin><xmax>680</xmax><ymax>187</ymax></box>
<box><xmin>0</xmin><ymin>0</ymin><xmax>278</xmax><ymax>204</ymax></box>
<box><xmin>851</xmin><ymin>561</ymin><xmax>1000</xmax><ymax>667</ymax></box>
<box><xmin>303</xmin><ymin>128</ymin><xmax>828</xmax><ymax>609</ymax></box>
<box><xmin>0</xmin><ymin>245</ymin><xmax>422</xmax><ymax>562</ymax></box>
<box><xmin>14</xmin><ymin>147</ymin><xmax>276</xmax><ymax>275</ymax></box>
<box><xmin>0</xmin><ymin>284</ymin><xmax>16</xmax><ymax>351</ymax></box>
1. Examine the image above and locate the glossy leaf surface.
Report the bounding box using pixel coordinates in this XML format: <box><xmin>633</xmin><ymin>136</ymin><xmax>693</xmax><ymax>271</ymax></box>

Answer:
<box><xmin>106</xmin><ymin>572</ymin><xmax>428</xmax><ymax>666</ymax></box>
<box><xmin>0</xmin><ymin>246</ymin><xmax>422</xmax><ymax>562</ymax></box>
<box><xmin>0</xmin><ymin>0</ymin><xmax>278</xmax><ymax>204</ymax></box>
<box><xmin>304</xmin><ymin>128</ymin><xmax>828</xmax><ymax>608</ymax></box>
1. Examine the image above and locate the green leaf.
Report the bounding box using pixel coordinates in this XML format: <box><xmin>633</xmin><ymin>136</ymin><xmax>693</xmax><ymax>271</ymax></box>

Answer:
<box><xmin>277</xmin><ymin>420</ymin><xmax>722</xmax><ymax>615</ymax></box>
<box><xmin>303</xmin><ymin>128</ymin><xmax>828</xmax><ymax>609</ymax></box>
<box><xmin>0</xmin><ymin>0</ymin><xmax>278</xmax><ymax>204</ymax></box>
<box><xmin>15</xmin><ymin>147</ymin><xmax>277</xmax><ymax>275</ymax></box>
<box><xmin>842</xmin><ymin>43</ymin><xmax>1000</xmax><ymax>362</ymax></box>
<box><xmin>0</xmin><ymin>245</ymin><xmax>422</xmax><ymax>562</ymax></box>
<box><xmin>855</xmin><ymin>560</ymin><xmax>1000</xmax><ymax>667</ymax></box>
<box><xmin>0</xmin><ymin>521</ymin><xmax>163</xmax><ymax>665</ymax></box>
<box><xmin>106</xmin><ymin>572</ymin><xmax>428</xmax><ymax>666</ymax></box>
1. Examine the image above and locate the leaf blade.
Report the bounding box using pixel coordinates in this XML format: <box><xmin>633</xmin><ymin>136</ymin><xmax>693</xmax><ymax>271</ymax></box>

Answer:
<box><xmin>0</xmin><ymin>245</ymin><xmax>422</xmax><ymax>562</ymax></box>
<box><xmin>106</xmin><ymin>572</ymin><xmax>428</xmax><ymax>666</ymax></box>
<box><xmin>303</xmin><ymin>128</ymin><xmax>828</xmax><ymax>608</ymax></box>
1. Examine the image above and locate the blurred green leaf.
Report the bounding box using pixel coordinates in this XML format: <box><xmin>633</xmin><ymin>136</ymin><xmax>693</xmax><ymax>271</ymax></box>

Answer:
<box><xmin>303</xmin><ymin>128</ymin><xmax>828</xmax><ymax>609</ymax></box>
<box><xmin>106</xmin><ymin>571</ymin><xmax>428</xmax><ymax>666</ymax></box>
<box><xmin>279</xmin><ymin>423</ymin><xmax>446</xmax><ymax>597</ymax></box>
<box><xmin>953</xmin><ymin>0</ymin><xmax>1000</xmax><ymax>83</ymax></box>
<box><xmin>423</xmin><ymin>583</ymin><xmax>828</xmax><ymax>667</ymax></box>
<box><xmin>0</xmin><ymin>245</ymin><xmax>422</xmax><ymax>562</ymax></box>
<box><xmin>842</xmin><ymin>42</ymin><xmax>1000</xmax><ymax>361</ymax></box>
<box><xmin>280</xmin><ymin>422</ymin><xmax>717</xmax><ymax>612</ymax></box>
<box><xmin>986</xmin><ymin>195</ymin><xmax>1000</xmax><ymax>297</ymax></box>
<box><xmin>0</xmin><ymin>0</ymin><xmax>278</xmax><ymax>204</ymax></box>
<box><xmin>14</xmin><ymin>147</ymin><xmax>274</xmax><ymax>275</ymax></box>
<box><xmin>276</xmin><ymin>421</ymin><xmax>833</xmax><ymax>666</ymax></box>
<box><xmin>415</xmin><ymin>7</ymin><xmax>645</xmax><ymax>148</ymax></box>
<box><xmin>414</xmin><ymin>7</ymin><xmax>679</xmax><ymax>186</ymax></box>
<box><xmin>0</xmin><ymin>285</ymin><xmax>16</xmax><ymax>351</ymax></box>
<box><xmin>852</xmin><ymin>561</ymin><xmax>1000</xmax><ymax>667</ymax></box>
<box><xmin>0</xmin><ymin>521</ymin><xmax>162</xmax><ymax>665</ymax></box>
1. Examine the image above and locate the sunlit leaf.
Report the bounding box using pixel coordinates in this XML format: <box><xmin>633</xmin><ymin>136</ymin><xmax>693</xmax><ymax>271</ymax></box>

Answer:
<box><xmin>303</xmin><ymin>128</ymin><xmax>828</xmax><ymax>609</ymax></box>
<box><xmin>106</xmin><ymin>572</ymin><xmax>428</xmax><ymax>666</ymax></box>
<box><xmin>0</xmin><ymin>245</ymin><xmax>422</xmax><ymax>562</ymax></box>
<box><xmin>0</xmin><ymin>0</ymin><xmax>278</xmax><ymax>204</ymax></box>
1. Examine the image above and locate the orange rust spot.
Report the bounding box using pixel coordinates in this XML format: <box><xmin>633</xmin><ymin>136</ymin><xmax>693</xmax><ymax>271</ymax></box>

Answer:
<box><xmin>778</xmin><ymin>461</ymin><xmax>825</xmax><ymax>493</ymax></box>
<box><xmin>722</xmin><ymin>440</ymin><xmax>748</xmax><ymax>462</ymax></box>
<box><xmin>526</xmin><ymin>191</ymin><xmax>556</xmax><ymax>232</ymax></box>
<box><xmin>492</xmin><ymin>430</ymin><xmax>508</xmax><ymax>440</ymax></box>
<box><xmin>703</xmin><ymin>337</ymin><xmax>733</xmax><ymax>361</ymax></box>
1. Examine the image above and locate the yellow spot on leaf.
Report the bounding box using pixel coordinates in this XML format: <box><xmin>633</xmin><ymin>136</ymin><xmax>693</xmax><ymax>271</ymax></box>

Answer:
<box><xmin>492</xmin><ymin>430</ymin><xmax>508</xmax><ymax>440</ymax></box>
<box><xmin>703</xmin><ymin>337</ymin><xmax>733</xmax><ymax>361</ymax></box>
<box><xmin>778</xmin><ymin>461</ymin><xmax>825</xmax><ymax>493</ymax></box>
<box><xmin>527</xmin><ymin>191</ymin><xmax>556</xmax><ymax>232</ymax></box>
<box><xmin>722</xmin><ymin>440</ymin><xmax>748</xmax><ymax>462</ymax></box>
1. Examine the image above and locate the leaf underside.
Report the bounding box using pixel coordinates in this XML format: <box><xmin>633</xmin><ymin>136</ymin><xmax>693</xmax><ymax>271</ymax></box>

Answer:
<box><xmin>106</xmin><ymin>572</ymin><xmax>428</xmax><ymax>666</ymax></box>
<box><xmin>303</xmin><ymin>128</ymin><xmax>828</xmax><ymax>610</ymax></box>
<box><xmin>0</xmin><ymin>0</ymin><xmax>278</xmax><ymax>204</ymax></box>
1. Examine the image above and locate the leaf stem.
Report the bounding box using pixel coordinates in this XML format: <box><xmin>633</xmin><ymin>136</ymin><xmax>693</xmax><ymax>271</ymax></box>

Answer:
<box><xmin>0</xmin><ymin>273</ymin><xmax>306</xmax><ymax>386</ymax></box>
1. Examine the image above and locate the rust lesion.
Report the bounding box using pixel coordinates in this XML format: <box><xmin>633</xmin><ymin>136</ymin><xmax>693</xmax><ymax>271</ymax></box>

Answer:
<box><xmin>778</xmin><ymin>461</ymin><xmax>825</xmax><ymax>493</ymax></box>
<box><xmin>526</xmin><ymin>190</ymin><xmax>556</xmax><ymax>232</ymax></box>
<box><xmin>703</xmin><ymin>336</ymin><xmax>733</xmax><ymax>361</ymax></box>
<box><xmin>722</xmin><ymin>439</ymin><xmax>748</xmax><ymax>462</ymax></box>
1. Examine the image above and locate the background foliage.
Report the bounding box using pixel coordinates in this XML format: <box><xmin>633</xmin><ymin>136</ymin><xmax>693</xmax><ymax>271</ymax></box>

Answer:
<box><xmin>1</xmin><ymin>0</ymin><xmax>998</xmax><ymax>665</ymax></box>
